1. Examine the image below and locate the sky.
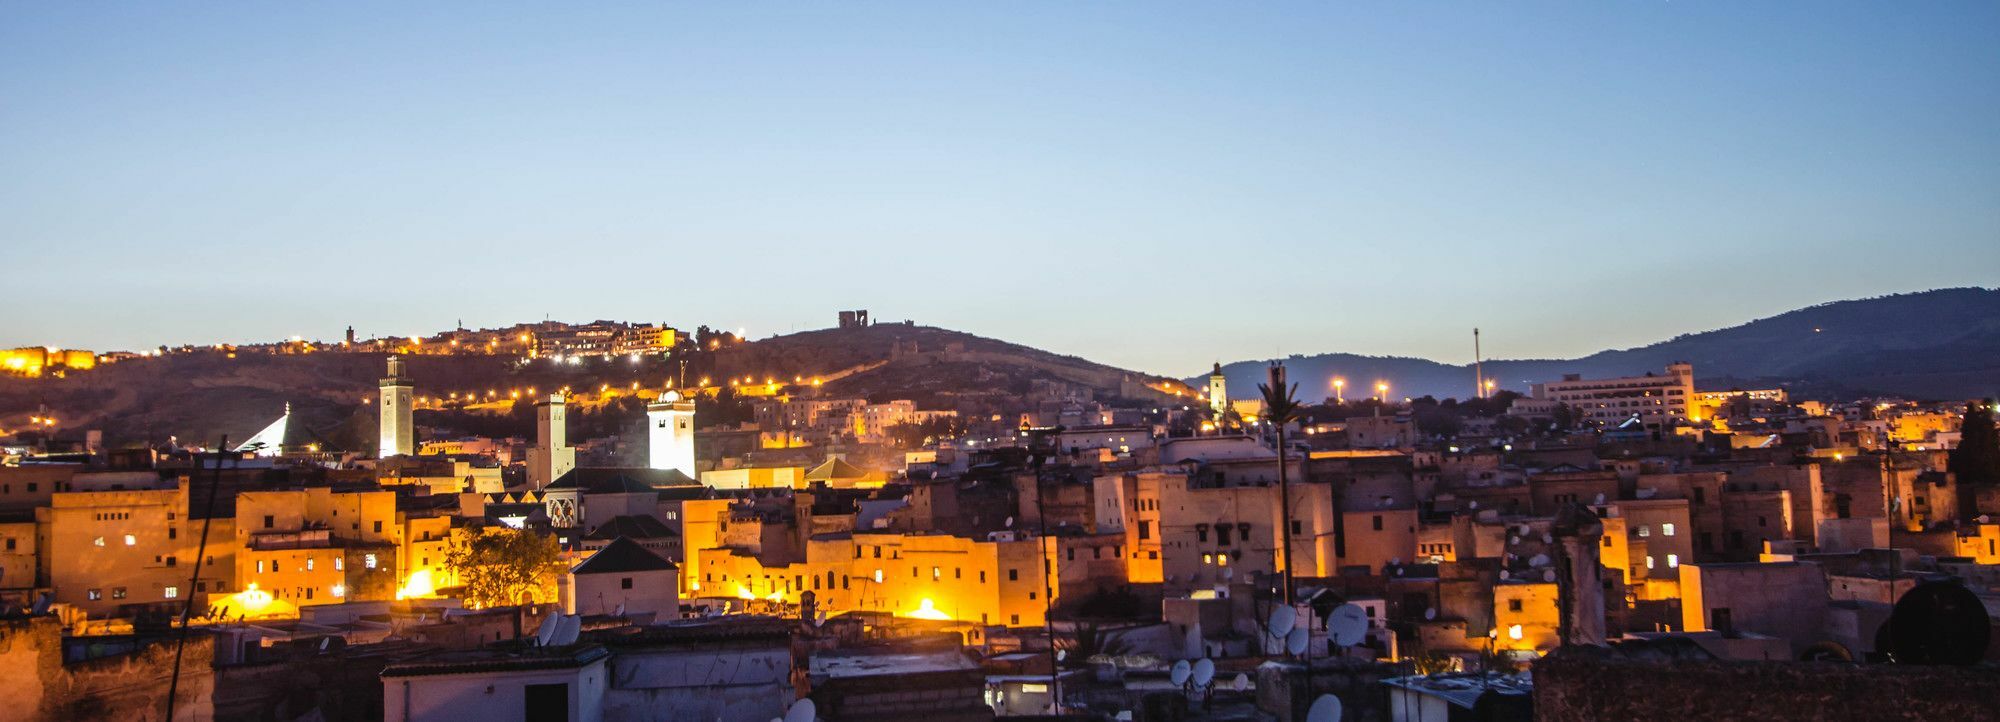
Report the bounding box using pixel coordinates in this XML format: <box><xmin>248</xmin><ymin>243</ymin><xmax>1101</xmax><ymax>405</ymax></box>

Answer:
<box><xmin>4</xmin><ymin>2</ymin><xmax>1997</xmax><ymax>376</ymax></box>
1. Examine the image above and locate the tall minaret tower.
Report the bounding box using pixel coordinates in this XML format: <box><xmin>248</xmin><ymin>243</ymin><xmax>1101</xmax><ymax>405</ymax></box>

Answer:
<box><xmin>647</xmin><ymin>389</ymin><xmax>697</xmax><ymax>480</ymax></box>
<box><xmin>378</xmin><ymin>356</ymin><xmax>414</xmax><ymax>458</ymax></box>
<box><xmin>1207</xmin><ymin>363</ymin><xmax>1229</xmax><ymax>416</ymax></box>
<box><xmin>528</xmin><ymin>394</ymin><xmax>577</xmax><ymax>489</ymax></box>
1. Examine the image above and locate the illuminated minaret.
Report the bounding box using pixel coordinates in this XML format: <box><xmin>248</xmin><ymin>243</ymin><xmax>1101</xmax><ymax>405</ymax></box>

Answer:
<box><xmin>1207</xmin><ymin>362</ymin><xmax>1228</xmax><ymax>416</ymax></box>
<box><xmin>647</xmin><ymin>389</ymin><xmax>697</xmax><ymax>480</ymax></box>
<box><xmin>528</xmin><ymin>394</ymin><xmax>576</xmax><ymax>489</ymax></box>
<box><xmin>378</xmin><ymin>356</ymin><xmax>414</xmax><ymax>458</ymax></box>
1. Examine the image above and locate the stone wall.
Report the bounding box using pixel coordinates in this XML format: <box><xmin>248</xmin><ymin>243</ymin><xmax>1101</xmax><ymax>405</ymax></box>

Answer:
<box><xmin>1534</xmin><ymin>645</ymin><xmax>2000</xmax><ymax>721</ymax></box>
<box><xmin>0</xmin><ymin>616</ymin><xmax>214</xmax><ymax>722</ymax></box>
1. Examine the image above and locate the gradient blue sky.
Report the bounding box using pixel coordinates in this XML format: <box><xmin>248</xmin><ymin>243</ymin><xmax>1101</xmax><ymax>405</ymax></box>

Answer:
<box><xmin>4</xmin><ymin>2</ymin><xmax>1996</xmax><ymax>375</ymax></box>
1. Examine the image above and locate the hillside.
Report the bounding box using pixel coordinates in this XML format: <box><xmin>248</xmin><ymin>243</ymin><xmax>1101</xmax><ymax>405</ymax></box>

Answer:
<box><xmin>0</xmin><ymin>324</ymin><xmax>1186</xmax><ymax>450</ymax></box>
<box><xmin>1199</xmin><ymin>288</ymin><xmax>2000</xmax><ymax>403</ymax></box>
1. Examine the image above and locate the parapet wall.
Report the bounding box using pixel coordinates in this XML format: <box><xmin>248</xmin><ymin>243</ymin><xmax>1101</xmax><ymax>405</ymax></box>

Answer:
<box><xmin>1533</xmin><ymin>646</ymin><xmax>2000</xmax><ymax>721</ymax></box>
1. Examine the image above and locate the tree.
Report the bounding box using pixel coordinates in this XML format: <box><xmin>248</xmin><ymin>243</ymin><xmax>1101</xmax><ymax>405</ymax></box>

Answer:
<box><xmin>1950</xmin><ymin>399</ymin><xmax>2000</xmax><ymax>521</ymax></box>
<box><xmin>445</xmin><ymin>527</ymin><xmax>563</xmax><ymax>609</ymax></box>
<box><xmin>1552</xmin><ymin>402</ymin><xmax>1577</xmax><ymax>432</ymax></box>
<box><xmin>1258</xmin><ymin>365</ymin><xmax>1304</xmax><ymax>604</ymax></box>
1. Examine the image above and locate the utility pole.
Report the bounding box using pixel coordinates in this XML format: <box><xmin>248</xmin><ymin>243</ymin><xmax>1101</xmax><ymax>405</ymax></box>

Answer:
<box><xmin>1474</xmin><ymin>328</ymin><xmax>1484</xmax><ymax>399</ymax></box>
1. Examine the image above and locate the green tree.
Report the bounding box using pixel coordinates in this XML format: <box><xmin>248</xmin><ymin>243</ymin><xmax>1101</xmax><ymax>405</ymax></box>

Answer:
<box><xmin>1950</xmin><ymin>399</ymin><xmax>2000</xmax><ymax>521</ymax></box>
<box><xmin>446</xmin><ymin>527</ymin><xmax>563</xmax><ymax>608</ymax></box>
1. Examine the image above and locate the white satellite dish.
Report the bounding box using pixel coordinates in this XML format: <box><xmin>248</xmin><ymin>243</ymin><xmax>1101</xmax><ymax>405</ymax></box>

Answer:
<box><xmin>1543</xmin><ymin>569</ymin><xmax>1557</xmax><ymax>582</ymax></box>
<box><xmin>1056</xmin><ymin>649</ymin><xmax>1067</xmax><ymax>661</ymax></box>
<box><xmin>1223</xmin><ymin>566</ymin><xmax>1234</xmax><ymax>580</ymax></box>
<box><xmin>534</xmin><ymin>613</ymin><xmax>561</xmax><ymax>646</ymax></box>
<box><xmin>1268</xmin><ymin>605</ymin><xmax>1297</xmax><ymax>638</ymax></box>
<box><xmin>1285</xmin><ymin>627</ymin><xmax>1309</xmax><ymax>655</ymax></box>
<box><xmin>1541</xmin><ymin>533</ymin><xmax>1553</xmax><ymax>544</ymax></box>
<box><xmin>1528</xmin><ymin>553</ymin><xmax>1550</xmax><ymax>568</ymax></box>
<box><xmin>1328</xmin><ymin>604</ymin><xmax>1368</xmax><ymax>647</ymax></box>
<box><xmin>612</xmin><ymin>603</ymin><xmax>625</xmax><ymax>617</ymax></box>
<box><xmin>550</xmin><ymin>615</ymin><xmax>582</xmax><ymax>646</ymax></box>
<box><xmin>1004</xmin><ymin>516</ymin><xmax>1014</xmax><ymax>528</ymax></box>
<box><xmin>1499</xmin><ymin>570</ymin><xmax>1510</xmax><ymax>580</ymax></box>
<box><xmin>1192</xmin><ymin>658</ymin><xmax>1215</xmax><ymax>686</ymax></box>
<box><xmin>1231</xmin><ymin>673</ymin><xmax>1249</xmax><ymax>692</ymax></box>
<box><xmin>784</xmin><ymin>698</ymin><xmax>817</xmax><ymax>722</ymax></box>
<box><xmin>814</xmin><ymin>611</ymin><xmax>828</xmax><ymax>628</ymax></box>
<box><xmin>1592</xmin><ymin>493</ymin><xmax>1606</xmax><ymax>505</ymax></box>
<box><xmin>1305</xmin><ymin>694</ymin><xmax>1343</xmax><ymax>722</ymax></box>
<box><xmin>1507</xmin><ymin>536</ymin><xmax>1518</xmax><ymax>545</ymax></box>
<box><xmin>1423</xmin><ymin>606</ymin><xmax>1437</xmax><ymax>621</ymax></box>
<box><xmin>1170</xmin><ymin>660</ymin><xmax>1191</xmax><ymax>685</ymax></box>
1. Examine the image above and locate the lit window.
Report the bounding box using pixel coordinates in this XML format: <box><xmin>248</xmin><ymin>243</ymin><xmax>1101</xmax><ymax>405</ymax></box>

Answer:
<box><xmin>1636</xmin><ymin>526</ymin><xmax>1650</xmax><ymax>538</ymax></box>
<box><xmin>364</xmin><ymin>554</ymin><xmax>378</xmax><ymax>569</ymax></box>
<box><xmin>164</xmin><ymin>586</ymin><xmax>179</xmax><ymax>599</ymax></box>
<box><xmin>335</xmin><ymin>557</ymin><xmax>344</xmax><ymax>571</ymax></box>
<box><xmin>1667</xmin><ymin>554</ymin><xmax>1679</xmax><ymax>568</ymax></box>
<box><xmin>306</xmin><ymin>557</ymin><xmax>315</xmax><ymax>571</ymax></box>
<box><xmin>94</xmin><ymin>537</ymin><xmax>105</xmax><ymax>547</ymax></box>
<box><xmin>256</xmin><ymin>560</ymin><xmax>265</xmax><ymax>573</ymax></box>
<box><xmin>1646</xmin><ymin>556</ymin><xmax>1656</xmax><ymax>570</ymax></box>
<box><xmin>873</xmin><ymin>569</ymin><xmax>883</xmax><ymax>583</ymax></box>
<box><xmin>1661</xmin><ymin>523</ymin><xmax>1676</xmax><ymax>537</ymax></box>
<box><xmin>1202</xmin><ymin>554</ymin><xmax>1213</xmax><ymax>564</ymax></box>
<box><xmin>331</xmin><ymin>584</ymin><xmax>346</xmax><ymax>598</ymax></box>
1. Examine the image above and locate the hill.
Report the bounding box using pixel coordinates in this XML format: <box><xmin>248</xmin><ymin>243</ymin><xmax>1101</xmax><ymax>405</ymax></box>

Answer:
<box><xmin>1198</xmin><ymin>288</ymin><xmax>2000</xmax><ymax>403</ymax></box>
<box><xmin>0</xmin><ymin>324</ymin><xmax>1187</xmax><ymax>450</ymax></box>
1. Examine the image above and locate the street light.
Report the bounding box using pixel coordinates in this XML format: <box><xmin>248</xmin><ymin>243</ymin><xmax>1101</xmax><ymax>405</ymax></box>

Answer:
<box><xmin>1332</xmin><ymin>378</ymin><xmax>1345</xmax><ymax>404</ymax></box>
<box><xmin>1375</xmin><ymin>382</ymin><xmax>1389</xmax><ymax>402</ymax></box>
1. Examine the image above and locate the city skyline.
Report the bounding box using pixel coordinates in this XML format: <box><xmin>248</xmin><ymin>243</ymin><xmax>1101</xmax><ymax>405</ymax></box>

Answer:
<box><xmin>5</xmin><ymin>2</ymin><xmax>1998</xmax><ymax>375</ymax></box>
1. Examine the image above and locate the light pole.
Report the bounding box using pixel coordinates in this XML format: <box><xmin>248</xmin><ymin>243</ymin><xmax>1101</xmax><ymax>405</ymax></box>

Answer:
<box><xmin>1333</xmin><ymin>378</ymin><xmax>1345</xmax><ymax>404</ymax></box>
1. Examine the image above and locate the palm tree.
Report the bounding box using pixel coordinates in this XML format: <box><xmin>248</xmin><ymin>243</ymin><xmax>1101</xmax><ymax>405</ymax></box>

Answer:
<box><xmin>1258</xmin><ymin>364</ymin><xmax>1304</xmax><ymax>604</ymax></box>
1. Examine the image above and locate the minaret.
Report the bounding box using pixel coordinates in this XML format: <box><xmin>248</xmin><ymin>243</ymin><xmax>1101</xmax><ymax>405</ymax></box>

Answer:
<box><xmin>378</xmin><ymin>356</ymin><xmax>414</xmax><ymax>457</ymax></box>
<box><xmin>1207</xmin><ymin>363</ymin><xmax>1228</xmax><ymax>416</ymax></box>
<box><xmin>647</xmin><ymin>389</ymin><xmax>697</xmax><ymax>480</ymax></box>
<box><xmin>528</xmin><ymin>394</ymin><xmax>576</xmax><ymax>489</ymax></box>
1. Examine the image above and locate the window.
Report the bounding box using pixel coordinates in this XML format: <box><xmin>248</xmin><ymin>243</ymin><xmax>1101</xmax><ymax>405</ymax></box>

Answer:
<box><xmin>87</xmin><ymin>589</ymin><xmax>102</xmax><ymax>601</ymax></box>
<box><xmin>1011</xmin><ymin>614</ymin><xmax>1021</xmax><ymax>625</ymax></box>
<box><xmin>111</xmin><ymin>587</ymin><xmax>127</xmax><ymax>599</ymax></box>
<box><xmin>263</xmin><ymin>515</ymin><xmax>275</xmax><ymax>529</ymax></box>
<box><xmin>979</xmin><ymin>571</ymin><xmax>987</xmax><ymax>583</ymax></box>
<box><xmin>1137</xmin><ymin>521</ymin><xmax>1151</xmax><ymax>540</ymax></box>
<box><xmin>123</xmin><ymin>534</ymin><xmax>136</xmax><ymax>546</ymax></box>
<box><xmin>1662</xmin><ymin>523</ymin><xmax>1676</xmax><ymax>537</ymax></box>
<box><xmin>1693</xmin><ymin>487</ymin><xmax>1706</xmax><ymax>505</ymax></box>
<box><xmin>1217</xmin><ymin>527</ymin><xmax>1231</xmax><ymax>546</ymax></box>
<box><xmin>1291</xmin><ymin>520</ymin><xmax>1303</xmax><ymax>535</ymax></box>
<box><xmin>1008</xmin><ymin>569</ymin><xmax>1019</xmax><ymax>582</ymax></box>
<box><xmin>164</xmin><ymin>586</ymin><xmax>179</xmax><ymax>599</ymax></box>
<box><xmin>1508</xmin><ymin>599</ymin><xmax>1523</xmax><ymax>612</ymax></box>
<box><xmin>1646</xmin><ymin>556</ymin><xmax>1656</xmax><ymax>570</ymax></box>
<box><xmin>373</xmin><ymin>521</ymin><xmax>383</xmax><ymax>533</ymax></box>
<box><xmin>1066</xmin><ymin>548</ymin><xmax>1075</xmax><ymax>561</ymax></box>
<box><xmin>335</xmin><ymin>557</ymin><xmax>344</xmax><ymax>571</ymax></box>
<box><xmin>256</xmin><ymin>560</ymin><xmax>266</xmax><ymax>574</ymax></box>
<box><xmin>873</xmin><ymin>569</ymin><xmax>883</xmax><ymax>583</ymax></box>
<box><xmin>1636</xmin><ymin>525</ymin><xmax>1650</xmax><ymax>538</ymax></box>
<box><xmin>93</xmin><ymin>537</ymin><xmax>105</xmax><ymax>547</ymax></box>
<box><xmin>364</xmin><ymin>554</ymin><xmax>378</xmax><ymax>569</ymax></box>
<box><xmin>3</xmin><ymin>538</ymin><xmax>13</xmax><ymax>551</ymax></box>
<box><xmin>1372</xmin><ymin>515</ymin><xmax>1384</xmax><ymax>531</ymax></box>
<box><xmin>621</xmin><ymin>577</ymin><xmax>634</xmax><ymax>589</ymax></box>
<box><xmin>1667</xmin><ymin>554</ymin><xmax>1679</xmax><ymax>568</ymax></box>
<box><xmin>306</xmin><ymin>557</ymin><xmax>316</xmax><ymax>571</ymax></box>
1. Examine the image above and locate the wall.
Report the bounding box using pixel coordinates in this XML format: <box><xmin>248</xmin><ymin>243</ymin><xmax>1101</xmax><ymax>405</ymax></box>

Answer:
<box><xmin>1535</xmin><ymin>645</ymin><xmax>2000</xmax><ymax>721</ymax></box>
<box><xmin>600</xmin><ymin>643</ymin><xmax>791</xmax><ymax>722</ymax></box>
<box><xmin>0</xmin><ymin>616</ymin><xmax>214</xmax><ymax>722</ymax></box>
<box><xmin>385</xmin><ymin>659</ymin><xmax>605</xmax><ymax>722</ymax></box>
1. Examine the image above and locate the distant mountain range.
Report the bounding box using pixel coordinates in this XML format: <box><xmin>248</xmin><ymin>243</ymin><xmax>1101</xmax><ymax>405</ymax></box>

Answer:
<box><xmin>1194</xmin><ymin>288</ymin><xmax>2000</xmax><ymax>403</ymax></box>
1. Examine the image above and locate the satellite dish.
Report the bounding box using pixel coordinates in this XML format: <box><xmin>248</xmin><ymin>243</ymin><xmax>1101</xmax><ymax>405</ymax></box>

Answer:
<box><xmin>1231</xmin><ymin>673</ymin><xmax>1249</xmax><ymax>692</ymax></box>
<box><xmin>1542</xmin><ymin>570</ymin><xmax>1557</xmax><ymax>583</ymax></box>
<box><xmin>1268</xmin><ymin>605</ymin><xmax>1297</xmax><ymax>637</ymax></box>
<box><xmin>550</xmin><ymin>615</ymin><xmax>582</xmax><ymax>646</ymax></box>
<box><xmin>1424</xmin><ymin>606</ymin><xmax>1437</xmax><ymax>621</ymax></box>
<box><xmin>1541</xmin><ymin>533</ymin><xmax>1553</xmax><ymax>544</ymax></box>
<box><xmin>1056</xmin><ymin>649</ymin><xmax>1067</xmax><ymax>661</ymax></box>
<box><xmin>1223</xmin><ymin>566</ymin><xmax>1234</xmax><ymax>580</ymax></box>
<box><xmin>1285</xmin><ymin>627</ymin><xmax>1309</xmax><ymax>655</ymax></box>
<box><xmin>1593</xmin><ymin>493</ymin><xmax>1606</xmax><ymax>505</ymax></box>
<box><xmin>784</xmin><ymin>698</ymin><xmax>817</xmax><ymax>722</ymax></box>
<box><xmin>1004</xmin><ymin>516</ymin><xmax>1014</xmax><ymax>528</ymax></box>
<box><xmin>612</xmin><ymin>603</ymin><xmax>625</xmax><ymax>617</ymax></box>
<box><xmin>1529</xmin><ymin>554</ymin><xmax>1550</xmax><ymax>568</ymax></box>
<box><xmin>1329</xmin><ymin>604</ymin><xmax>1368</xmax><ymax>647</ymax></box>
<box><xmin>1192</xmin><ymin>658</ymin><xmax>1215</xmax><ymax>686</ymax></box>
<box><xmin>535</xmin><ymin>613</ymin><xmax>561</xmax><ymax>646</ymax></box>
<box><xmin>814</xmin><ymin>611</ymin><xmax>828</xmax><ymax>628</ymax></box>
<box><xmin>1499</xmin><ymin>570</ymin><xmax>1510</xmax><ymax>580</ymax></box>
<box><xmin>1305</xmin><ymin>694</ymin><xmax>1343</xmax><ymax>722</ymax></box>
<box><xmin>1170</xmin><ymin>660</ymin><xmax>1191</xmax><ymax>685</ymax></box>
<box><xmin>30</xmin><ymin>593</ymin><xmax>52</xmax><ymax>615</ymax></box>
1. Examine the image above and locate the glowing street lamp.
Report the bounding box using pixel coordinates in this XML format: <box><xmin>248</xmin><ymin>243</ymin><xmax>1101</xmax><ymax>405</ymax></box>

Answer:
<box><xmin>1332</xmin><ymin>378</ymin><xmax>1346</xmax><ymax>404</ymax></box>
<box><xmin>1375</xmin><ymin>382</ymin><xmax>1389</xmax><ymax>402</ymax></box>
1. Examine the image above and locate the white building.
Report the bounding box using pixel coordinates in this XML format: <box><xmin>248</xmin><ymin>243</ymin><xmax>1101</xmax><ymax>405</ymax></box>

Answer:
<box><xmin>529</xmin><ymin>395</ymin><xmax>577</xmax><ymax>490</ymax></box>
<box><xmin>382</xmin><ymin>646</ymin><xmax>608</xmax><ymax>722</ymax></box>
<box><xmin>379</xmin><ymin>356</ymin><xmax>414</xmax><ymax>458</ymax></box>
<box><xmin>646</xmin><ymin>391</ymin><xmax>695</xmax><ymax>479</ymax></box>
<box><xmin>561</xmin><ymin>537</ymin><xmax>680</xmax><ymax>618</ymax></box>
<box><xmin>1529</xmin><ymin>363</ymin><xmax>1695</xmax><ymax>430</ymax></box>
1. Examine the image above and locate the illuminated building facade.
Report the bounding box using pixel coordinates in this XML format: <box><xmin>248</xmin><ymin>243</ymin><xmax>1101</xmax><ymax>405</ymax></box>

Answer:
<box><xmin>646</xmin><ymin>391</ymin><xmax>696</xmax><ymax>479</ymax></box>
<box><xmin>379</xmin><ymin>356</ymin><xmax>414</xmax><ymax>457</ymax></box>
